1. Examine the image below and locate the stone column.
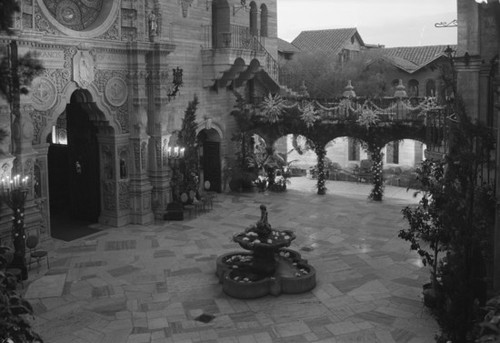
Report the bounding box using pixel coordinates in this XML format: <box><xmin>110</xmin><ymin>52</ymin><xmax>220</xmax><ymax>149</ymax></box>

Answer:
<box><xmin>128</xmin><ymin>44</ymin><xmax>154</xmax><ymax>224</ymax></box>
<box><xmin>146</xmin><ymin>44</ymin><xmax>173</xmax><ymax>220</ymax></box>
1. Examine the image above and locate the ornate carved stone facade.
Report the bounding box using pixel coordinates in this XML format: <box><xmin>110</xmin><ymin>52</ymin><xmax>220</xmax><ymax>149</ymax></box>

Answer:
<box><xmin>0</xmin><ymin>0</ymin><xmax>280</xmax><ymax>240</ymax></box>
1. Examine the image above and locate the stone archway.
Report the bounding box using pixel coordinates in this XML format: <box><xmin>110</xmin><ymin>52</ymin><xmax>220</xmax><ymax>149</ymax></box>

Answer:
<box><xmin>47</xmin><ymin>89</ymin><xmax>117</xmax><ymax>239</ymax></box>
<box><xmin>197</xmin><ymin>128</ymin><xmax>222</xmax><ymax>192</ymax></box>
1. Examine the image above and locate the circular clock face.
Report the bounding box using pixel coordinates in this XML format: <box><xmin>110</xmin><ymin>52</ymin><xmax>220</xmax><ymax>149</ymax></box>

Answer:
<box><xmin>42</xmin><ymin>0</ymin><xmax>103</xmax><ymax>31</ymax></box>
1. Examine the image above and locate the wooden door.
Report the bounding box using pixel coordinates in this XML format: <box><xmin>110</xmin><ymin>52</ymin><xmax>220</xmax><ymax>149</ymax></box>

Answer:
<box><xmin>66</xmin><ymin>104</ymin><xmax>101</xmax><ymax>222</ymax></box>
<box><xmin>203</xmin><ymin>141</ymin><xmax>221</xmax><ymax>192</ymax></box>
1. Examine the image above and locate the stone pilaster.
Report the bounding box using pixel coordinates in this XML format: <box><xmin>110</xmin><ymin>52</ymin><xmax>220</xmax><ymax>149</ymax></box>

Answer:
<box><xmin>146</xmin><ymin>44</ymin><xmax>174</xmax><ymax>220</ymax></box>
<box><xmin>32</xmin><ymin>143</ymin><xmax>51</xmax><ymax>241</ymax></box>
<box><xmin>98</xmin><ymin>134</ymin><xmax>131</xmax><ymax>227</ymax></box>
<box><xmin>128</xmin><ymin>44</ymin><xmax>154</xmax><ymax>225</ymax></box>
<box><xmin>456</xmin><ymin>57</ymin><xmax>482</xmax><ymax>122</ymax></box>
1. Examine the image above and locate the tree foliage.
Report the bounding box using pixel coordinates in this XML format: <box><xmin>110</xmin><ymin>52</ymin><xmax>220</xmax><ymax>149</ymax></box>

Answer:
<box><xmin>0</xmin><ymin>5</ymin><xmax>44</xmax><ymax>342</ymax></box>
<box><xmin>177</xmin><ymin>95</ymin><xmax>200</xmax><ymax>192</ymax></box>
<box><xmin>0</xmin><ymin>0</ymin><xmax>18</xmax><ymax>35</ymax></box>
<box><xmin>280</xmin><ymin>49</ymin><xmax>395</xmax><ymax>99</ymax></box>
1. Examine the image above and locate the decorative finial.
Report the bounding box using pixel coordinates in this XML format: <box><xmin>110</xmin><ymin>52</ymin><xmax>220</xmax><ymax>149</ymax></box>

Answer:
<box><xmin>394</xmin><ymin>79</ymin><xmax>407</xmax><ymax>98</ymax></box>
<box><xmin>343</xmin><ymin>80</ymin><xmax>356</xmax><ymax>98</ymax></box>
<box><xmin>298</xmin><ymin>81</ymin><xmax>309</xmax><ymax>98</ymax></box>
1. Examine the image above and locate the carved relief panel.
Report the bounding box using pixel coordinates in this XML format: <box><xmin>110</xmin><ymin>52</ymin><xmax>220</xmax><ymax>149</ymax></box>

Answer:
<box><xmin>73</xmin><ymin>50</ymin><xmax>95</xmax><ymax>88</ymax></box>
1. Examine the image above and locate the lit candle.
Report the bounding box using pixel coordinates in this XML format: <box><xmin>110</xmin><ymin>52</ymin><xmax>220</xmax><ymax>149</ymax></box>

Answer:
<box><xmin>52</xmin><ymin>126</ymin><xmax>57</xmax><ymax>144</ymax></box>
<box><xmin>180</xmin><ymin>148</ymin><xmax>185</xmax><ymax>158</ymax></box>
<box><xmin>167</xmin><ymin>147</ymin><xmax>172</xmax><ymax>157</ymax></box>
<box><xmin>174</xmin><ymin>147</ymin><xmax>179</xmax><ymax>158</ymax></box>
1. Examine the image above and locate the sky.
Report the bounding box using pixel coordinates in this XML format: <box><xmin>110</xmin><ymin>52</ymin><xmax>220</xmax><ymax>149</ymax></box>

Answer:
<box><xmin>277</xmin><ymin>0</ymin><xmax>458</xmax><ymax>48</ymax></box>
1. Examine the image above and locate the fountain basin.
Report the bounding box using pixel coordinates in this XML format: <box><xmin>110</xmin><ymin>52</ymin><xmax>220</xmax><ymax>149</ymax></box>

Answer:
<box><xmin>215</xmin><ymin>204</ymin><xmax>316</xmax><ymax>298</ymax></box>
<box><xmin>216</xmin><ymin>249</ymin><xmax>316</xmax><ymax>298</ymax></box>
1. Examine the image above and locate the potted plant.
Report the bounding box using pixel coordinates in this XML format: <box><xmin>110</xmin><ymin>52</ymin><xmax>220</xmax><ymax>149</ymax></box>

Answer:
<box><xmin>399</xmin><ymin>159</ymin><xmax>450</xmax><ymax>308</ymax></box>
<box><xmin>0</xmin><ymin>245</ymin><xmax>43</xmax><ymax>342</ymax></box>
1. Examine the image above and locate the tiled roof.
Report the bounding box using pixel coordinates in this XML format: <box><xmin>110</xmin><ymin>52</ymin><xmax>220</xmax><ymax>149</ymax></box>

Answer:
<box><xmin>278</xmin><ymin>38</ymin><xmax>301</xmax><ymax>53</ymax></box>
<box><xmin>379</xmin><ymin>45</ymin><xmax>457</xmax><ymax>73</ymax></box>
<box><xmin>291</xmin><ymin>28</ymin><xmax>363</xmax><ymax>54</ymax></box>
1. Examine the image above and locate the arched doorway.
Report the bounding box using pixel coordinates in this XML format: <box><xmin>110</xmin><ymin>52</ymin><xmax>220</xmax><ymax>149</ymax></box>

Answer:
<box><xmin>212</xmin><ymin>0</ymin><xmax>230</xmax><ymax>48</ymax></box>
<box><xmin>198</xmin><ymin>128</ymin><xmax>222</xmax><ymax>192</ymax></box>
<box><xmin>48</xmin><ymin>89</ymin><xmax>102</xmax><ymax>240</ymax></box>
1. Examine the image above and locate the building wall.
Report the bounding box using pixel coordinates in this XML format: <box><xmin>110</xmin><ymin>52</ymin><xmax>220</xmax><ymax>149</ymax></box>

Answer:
<box><xmin>0</xmin><ymin>0</ymin><xmax>280</xmax><ymax>242</ymax></box>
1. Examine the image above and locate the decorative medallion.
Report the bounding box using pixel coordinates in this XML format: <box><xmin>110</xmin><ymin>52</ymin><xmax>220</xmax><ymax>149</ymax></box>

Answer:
<box><xmin>31</xmin><ymin>77</ymin><xmax>57</xmax><ymax>111</ymax></box>
<box><xmin>73</xmin><ymin>50</ymin><xmax>94</xmax><ymax>88</ymax></box>
<box><xmin>105</xmin><ymin>77</ymin><xmax>128</xmax><ymax>107</ymax></box>
<box><xmin>42</xmin><ymin>0</ymin><xmax>102</xmax><ymax>31</ymax></box>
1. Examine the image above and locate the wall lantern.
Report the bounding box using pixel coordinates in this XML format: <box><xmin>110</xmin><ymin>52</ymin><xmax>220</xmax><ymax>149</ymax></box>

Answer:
<box><xmin>233</xmin><ymin>0</ymin><xmax>248</xmax><ymax>15</ymax></box>
<box><xmin>167</xmin><ymin>67</ymin><xmax>184</xmax><ymax>100</ymax></box>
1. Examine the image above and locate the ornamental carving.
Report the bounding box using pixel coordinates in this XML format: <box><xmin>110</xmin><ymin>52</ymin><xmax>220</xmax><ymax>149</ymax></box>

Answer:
<box><xmin>105</xmin><ymin>77</ymin><xmax>128</xmax><ymax>107</ymax></box>
<box><xmin>116</xmin><ymin>105</ymin><xmax>129</xmax><ymax>134</ymax></box>
<box><xmin>179</xmin><ymin>0</ymin><xmax>194</xmax><ymax>18</ymax></box>
<box><xmin>141</xmin><ymin>142</ymin><xmax>147</xmax><ymax>170</ymax></box>
<box><xmin>29</xmin><ymin>109</ymin><xmax>50</xmax><ymax>145</ymax></box>
<box><xmin>102</xmin><ymin>145</ymin><xmax>113</xmax><ymax>180</ymax></box>
<box><xmin>155</xmin><ymin>139</ymin><xmax>162</xmax><ymax>168</ymax></box>
<box><xmin>122</xmin><ymin>27</ymin><xmax>138</xmax><ymax>42</ymax></box>
<box><xmin>133</xmin><ymin>141</ymin><xmax>140</xmax><ymax>171</ymax></box>
<box><xmin>103</xmin><ymin>181</ymin><xmax>116</xmax><ymax>211</ymax></box>
<box><xmin>31</xmin><ymin>77</ymin><xmax>57</xmax><ymax>111</ymax></box>
<box><xmin>94</xmin><ymin>69</ymin><xmax>128</xmax><ymax>94</ymax></box>
<box><xmin>64</xmin><ymin>46</ymin><xmax>77</xmax><ymax>68</ymax></box>
<box><xmin>96</xmin><ymin>17</ymin><xmax>119</xmax><ymax>40</ymax></box>
<box><xmin>118</xmin><ymin>181</ymin><xmax>130</xmax><ymax>210</ymax></box>
<box><xmin>162</xmin><ymin>138</ymin><xmax>168</xmax><ymax>167</ymax></box>
<box><xmin>43</xmin><ymin>68</ymin><xmax>71</xmax><ymax>93</ymax></box>
<box><xmin>34</xmin><ymin>5</ymin><xmax>58</xmax><ymax>35</ymax></box>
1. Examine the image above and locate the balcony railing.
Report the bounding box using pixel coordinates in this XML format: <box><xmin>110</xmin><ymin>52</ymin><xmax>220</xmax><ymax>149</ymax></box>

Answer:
<box><xmin>202</xmin><ymin>24</ymin><xmax>280</xmax><ymax>85</ymax></box>
<box><xmin>202</xmin><ymin>24</ymin><xmax>264</xmax><ymax>50</ymax></box>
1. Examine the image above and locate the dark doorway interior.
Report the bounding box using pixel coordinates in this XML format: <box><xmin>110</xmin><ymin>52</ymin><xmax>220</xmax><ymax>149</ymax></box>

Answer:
<box><xmin>203</xmin><ymin>141</ymin><xmax>221</xmax><ymax>192</ymax></box>
<box><xmin>48</xmin><ymin>98</ymin><xmax>101</xmax><ymax>241</ymax></box>
<box><xmin>197</xmin><ymin>126</ymin><xmax>222</xmax><ymax>195</ymax></box>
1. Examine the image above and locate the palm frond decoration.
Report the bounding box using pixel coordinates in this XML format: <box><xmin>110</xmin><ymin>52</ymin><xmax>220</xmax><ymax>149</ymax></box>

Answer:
<box><xmin>300</xmin><ymin>102</ymin><xmax>318</xmax><ymax>128</ymax></box>
<box><xmin>260</xmin><ymin>93</ymin><xmax>284</xmax><ymax>123</ymax></box>
<box><xmin>357</xmin><ymin>108</ymin><xmax>380</xmax><ymax>128</ymax></box>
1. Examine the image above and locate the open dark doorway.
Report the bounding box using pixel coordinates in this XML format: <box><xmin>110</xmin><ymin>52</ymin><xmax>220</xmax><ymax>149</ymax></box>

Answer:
<box><xmin>48</xmin><ymin>90</ymin><xmax>101</xmax><ymax>241</ymax></box>
<box><xmin>198</xmin><ymin>129</ymin><xmax>222</xmax><ymax>192</ymax></box>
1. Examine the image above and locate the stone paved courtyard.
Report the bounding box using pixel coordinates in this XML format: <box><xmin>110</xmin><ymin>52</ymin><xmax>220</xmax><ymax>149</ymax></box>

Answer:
<box><xmin>24</xmin><ymin>178</ymin><xmax>438</xmax><ymax>342</ymax></box>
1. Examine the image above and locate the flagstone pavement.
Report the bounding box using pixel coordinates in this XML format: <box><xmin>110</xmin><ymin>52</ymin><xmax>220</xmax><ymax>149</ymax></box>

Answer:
<box><xmin>23</xmin><ymin>178</ymin><xmax>438</xmax><ymax>343</ymax></box>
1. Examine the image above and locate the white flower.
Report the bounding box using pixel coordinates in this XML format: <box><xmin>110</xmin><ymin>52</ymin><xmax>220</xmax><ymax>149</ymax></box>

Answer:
<box><xmin>260</xmin><ymin>93</ymin><xmax>284</xmax><ymax>123</ymax></box>
<box><xmin>357</xmin><ymin>108</ymin><xmax>380</xmax><ymax>128</ymax></box>
<box><xmin>300</xmin><ymin>103</ymin><xmax>318</xmax><ymax>128</ymax></box>
<box><xmin>267</xmin><ymin>239</ymin><xmax>272</xmax><ymax>244</ymax></box>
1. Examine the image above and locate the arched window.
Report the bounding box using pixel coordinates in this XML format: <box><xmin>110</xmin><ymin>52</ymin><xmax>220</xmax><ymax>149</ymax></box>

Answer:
<box><xmin>212</xmin><ymin>0</ymin><xmax>230</xmax><ymax>48</ymax></box>
<box><xmin>260</xmin><ymin>4</ymin><xmax>268</xmax><ymax>37</ymax></box>
<box><xmin>408</xmin><ymin>79</ymin><xmax>419</xmax><ymax>97</ymax></box>
<box><xmin>425</xmin><ymin>79</ymin><xmax>436</xmax><ymax>97</ymax></box>
<box><xmin>348</xmin><ymin>138</ymin><xmax>360</xmax><ymax>161</ymax></box>
<box><xmin>386</xmin><ymin>141</ymin><xmax>399</xmax><ymax>164</ymax></box>
<box><xmin>249</xmin><ymin>1</ymin><xmax>258</xmax><ymax>36</ymax></box>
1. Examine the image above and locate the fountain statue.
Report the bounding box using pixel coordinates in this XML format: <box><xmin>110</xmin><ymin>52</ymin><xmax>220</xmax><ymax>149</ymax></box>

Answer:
<box><xmin>216</xmin><ymin>204</ymin><xmax>316</xmax><ymax>298</ymax></box>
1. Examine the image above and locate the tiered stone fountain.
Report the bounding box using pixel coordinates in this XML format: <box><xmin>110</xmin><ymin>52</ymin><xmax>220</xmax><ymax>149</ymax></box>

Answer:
<box><xmin>216</xmin><ymin>204</ymin><xmax>316</xmax><ymax>298</ymax></box>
